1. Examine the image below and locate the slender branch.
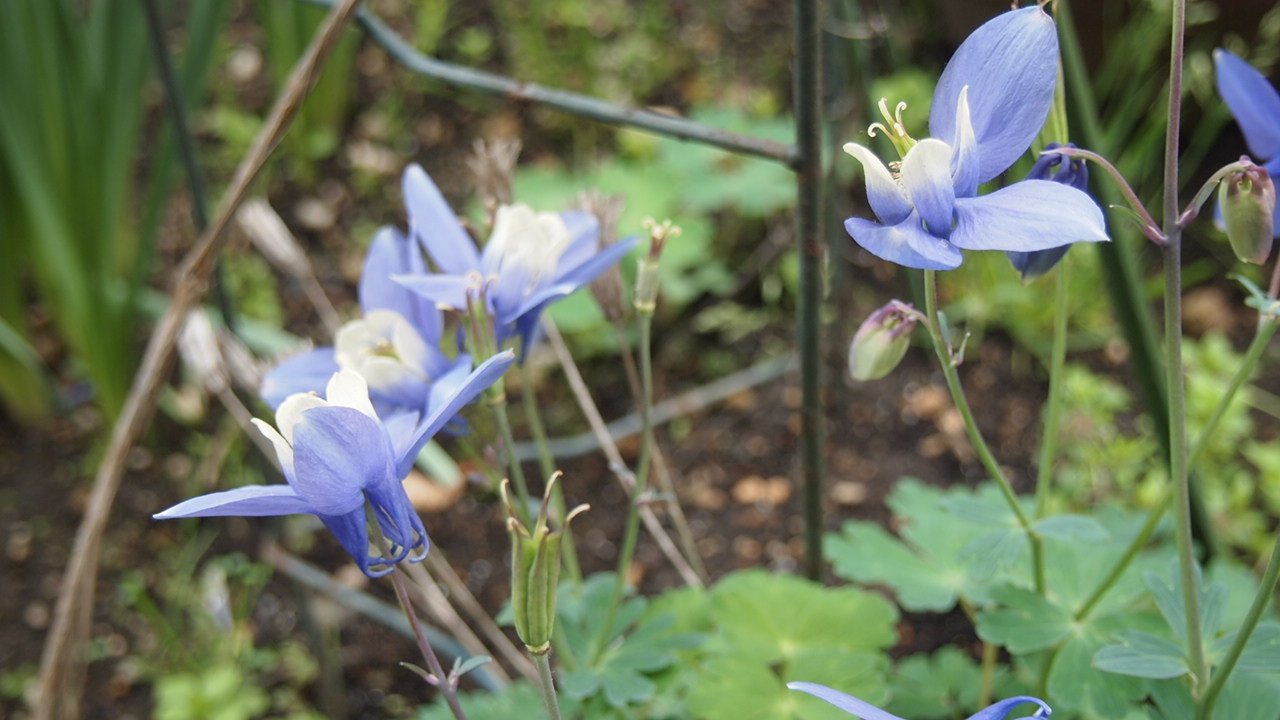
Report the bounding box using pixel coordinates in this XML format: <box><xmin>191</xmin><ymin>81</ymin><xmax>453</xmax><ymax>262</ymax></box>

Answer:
<box><xmin>31</xmin><ymin>3</ymin><xmax>364</xmax><ymax>717</ymax></box>
<box><xmin>1161</xmin><ymin>0</ymin><xmax>1209</xmax><ymax>697</ymax></box>
<box><xmin>1034</xmin><ymin>260</ymin><xmax>1070</xmax><ymax>518</ymax></box>
<box><xmin>534</xmin><ymin>653</ymin><xmax>563</xmax><ymax>720</ymax></box>
<box><xmin>1074</xmin><ymin>499</ymin><xmax>1169</xmax><ymax>622</ymax></box>
<box><xmin>1188</xmin><ymin>319</ymin><xmax>1279</xmax><ymax>472</ymax></box>
<box><xmin>297</xmin><ymin>0</ymin><xmax>795</xmax><ymax>165</ymax></box>
<box><xmin>390</xmin><ymin>568</ymin><xmax>470</xmax><ymax>720</ymax></box>
<box><xmin>922</xmin><ymin>271</ymin><xmax>1045</xmax><ymax>593</ymax></box>
<box><xmin>1052</xmin><ymin>146</ymin><xmax>1165</xmax><ymax>243</ymax></box>
<box><xmin>1178</xmin><ymin>158</ymin><xmax>1258</xmax><ymax>227</ymax></box>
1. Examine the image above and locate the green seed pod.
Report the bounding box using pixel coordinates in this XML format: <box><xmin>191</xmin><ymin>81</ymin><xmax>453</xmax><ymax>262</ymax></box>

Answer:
<box><xmin>504</xmin><ymin>473</ymin><xmax>587</xmax><ymax>655</ymax></box>
<box><xmin>1219</xmin><ymin>163</ymin><xmax>1276</xmax><ymax>265</ymax></box>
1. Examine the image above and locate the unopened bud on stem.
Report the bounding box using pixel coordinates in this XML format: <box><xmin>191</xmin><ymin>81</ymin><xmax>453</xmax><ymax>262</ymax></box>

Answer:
<box><xmin>848</xmin><ymin>300</ymin><xmax>920</xmax><ymax>381</ymax></box>
<box><xmin>1218</xmin><ymin>160</ymin><xmax>1276</xmax><ymax>265</ymax></box>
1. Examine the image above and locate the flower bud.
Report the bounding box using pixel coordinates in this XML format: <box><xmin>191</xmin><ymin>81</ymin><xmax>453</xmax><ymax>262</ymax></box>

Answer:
<box><xmin>504</xmin><ymin>473</ymin><xmax>587</xmax><ymax>655</ymax></box>
<box><xmin>1218</xmin><ymin>163</ymin><xmax>1276</xmax><ymax>265</ymax></box>
<box><xmin>848</xmin><ymin>301</ymin><xmax>918</xmax><ymax>381</ymax></box>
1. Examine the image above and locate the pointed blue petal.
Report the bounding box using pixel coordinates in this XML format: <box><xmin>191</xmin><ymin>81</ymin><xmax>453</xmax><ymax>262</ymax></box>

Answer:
<box><xmin>1008</xmin><ymin>245</ymin><xmax>1071</xmax><ymax>281</ymax></box>
<box><xmin>967</xmin><ymin>696</ymin><xmax>1051</xmax><ymax>720</ymax></box>
<box><xmin>394</xmin><ymin>273</ymin><xmax>476</xmax><ymax>313</ymax></box>
<box><xmin>786</xmin><ymin>682</ymin><xmax>908</xmax><ymax>720</ymax></box>
<box><xmin>366</xmin><ymin>474</ymin><xmax>430</xmax><ymax>563</ymax></box>
<box><xmin>844</xmin><ymin>143</ymin><xmax>913</xmax><ymax>224</ymax></box>
<box><xmin>900</xmin><ymin>138</ymin><xmax>958</xmax><ymax>237</ymax></box>
<box><xmin>930</xmin><ymin>6</ymin><xmax>1059</xmax><ymax>182</ymax></box>
<box><xmin>361</xmin><ymin>227</ymin><xmax>443</xmax><ymax>344</ymax></box>
<box><xmin>400</xmin><ymin>350</ymin><xmax>516</xmax><ymax>476</ymax></box>
<box><xmin>1215</xmin><ymin>49</ymin><xmax>1280</xmax><ymax>162</ymax></box>
<box><xmin>318</xmin><ymin>509</ymin><xmax>393</xmax><ymax>577</ymax></box>
<box><xmin>950</xmin><ymin>180</ymin><xmax>1108</xmax><ymax>251</ymax></box>
<box><xmin>261</xmin><ymin>348</ymin><xmax>338</xmax><ymax>409</ymax></box>
<box><xmin>403</xmin><ymin>164</ymin><xmax>481</xmax><ymax>275</ymax></box>
<box><xmin>845</xmin><ymin>215</ymin><xmax>964</xmax><ymax>270</ymax></box>
<box><xmin>154</xmin><ymin>485</ymin><xmax>316</xmax><ymax>519</ymax></box>
<box><xmin>554</xmin><ymin>210</ymin><xmax>603</xmax><ymax>271</ymax></box>
<box><xmin>555</xmin><ymin>231</ymin><xmax>639</xmax><ymax>289</ymax></box>
<box><xmin>291</xmin><ymin>406</ymin><xmax>397</xmax><ymax>516</ymax></box>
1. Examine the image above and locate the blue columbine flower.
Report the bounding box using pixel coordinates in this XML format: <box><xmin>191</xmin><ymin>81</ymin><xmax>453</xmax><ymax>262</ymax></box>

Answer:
<box><xmin>157</xmin><ymin>353</ymin><xmax>514</xmax><ymax>577</ymax></box>
<box><xmin>392</xmin><ymin>164</ymin><xmax>639</xmax><ymax>355</ymax></box>
<box><xmin>844</xmin><ymin>5</ymin><xmax>1107</xmax><ymax>270</ymax></box>
<box><xmin>1007</xmin><ymin>143</ymin><xmax>1094</xmax><ymax>281</ymax></box>
<box><xmin>262</xmin><ymin>224</ymin><xmax>464</xmax><ymax>413</ymax></box>
<box><xmin>788</xmin><ymin>682</ymin><xmax>1051</xmax><ymax>720</ymax></box>
<box><xmin>1214</xmin><ymin>48</ymin><xmax>1280</xmax><ymax>236</ymax></box>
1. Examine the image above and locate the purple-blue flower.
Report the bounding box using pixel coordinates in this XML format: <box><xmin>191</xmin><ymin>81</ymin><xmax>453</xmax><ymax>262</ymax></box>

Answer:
<box><xmin>788</xmin><ymin>682</ymin><xmax>1051</xmax><ymax>720</ymax></box>
<box><xmin>1214</xmin><ymin>48</ymin><xmax>1280</xmax><ymax>236</ymax></box>
<box><xmin>1007</xmin><ymin>143</ymin><xmax>1094</xmax><ymax>281</ymax></box>
<box><xmin>843</xmin><ymin>5</ymin><xmax>1107</xmax><ymax>270</ymax></box>
<box><xmin>392</xmin><ymin>164</ymin><xmax>639</xmax><ymax>354</ymax></box>
<box><xmin>262</xmin><ymin>225</ymin><xmax>462</xmax><ymax>413</ymax></box>
<box><xmin>157</xmin><ymin>353</ymin><xmax>514</xmax><ymax>577</ymax></box>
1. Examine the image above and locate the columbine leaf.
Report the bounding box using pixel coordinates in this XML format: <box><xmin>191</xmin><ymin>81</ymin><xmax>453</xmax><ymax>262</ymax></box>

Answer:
<box><xmin>1093</xmin><ymin>631</ymin><xmax>1190</xmax><ymax>679</ymax></box>
<box><xmin>1212</xmin><ymin>623</ymin><xmax>1280</xmax><ymax>673</ymax></box>
<box><xmin>1033</xmin><ymin>514</ymin><xmax>1111</xmax><ymax>543</ymax></box>
<box><xmin>959</xmin><ymin>528</ymin><xmax>1027</xmax><ymax>581</ymax></box>
<box><xmin>976</xmin><ymin>585</ymin><xmax>1072</xmax><ymax>654</ymax></box>
<box><xmin>1048</xmin><ymin>617</ymin><xmax>1149</xmax><ymax>718</ymax></box>
<box><xmin>887</xmin><ymin>647</ymin><xmax>987</xmax><ymax>719</ymax></box>
<box><xmin>1144</xmin><ymin>565</ymin><xmax>1230</xmax><ymax>644</ymax></box>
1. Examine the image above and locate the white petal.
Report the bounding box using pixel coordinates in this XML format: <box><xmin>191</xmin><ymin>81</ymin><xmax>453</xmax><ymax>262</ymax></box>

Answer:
<box><xmin>325</xmin><ymin>369</ymin><xmax>379</xmax><ymax>421</ymax></box>
<box><xmin>843</xmin><ymin>142</ymin><xmax>912</xmax><ymax>225</ymax></box>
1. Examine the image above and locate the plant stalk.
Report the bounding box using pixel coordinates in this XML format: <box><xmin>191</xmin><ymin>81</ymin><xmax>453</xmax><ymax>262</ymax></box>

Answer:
<box><xmin>922</xmin><ymin>270</ymin><xmax>1045</xmax><ymax>593</ymax></box>
<box><xmin>390</xmin><ymin>568</ymin><xmax>469</xmax><ymax>720</ymax></box>
<box><xmin>1034</xmin><ymin>260</ymin><xmax>1070</xmax><ymax>518</ymax></box>
<box><xmin>534</xmin><ymin>653</ymin><xmax>563</xmax><ymax>720</ymax></box>
<box><xmin>1161</xmin><ymin>0</ymin><xmax>1209</xmax><ymax>697</ymax></box>
<box><xmin>1199</xmin><ymin>533</ymin><xmax>1280</xmax><ymax>719</ymax></box>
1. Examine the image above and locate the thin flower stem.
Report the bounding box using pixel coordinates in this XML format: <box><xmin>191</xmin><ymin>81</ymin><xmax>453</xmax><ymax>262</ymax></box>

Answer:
<box><xmin>922</xmin><ymin>270</ymin><xmax>1045</xmax><ymax>594</ymax></box>
<box><xmin>599</xmin><ymin>312</ymin><xmax>657</xmax><ymax>659</ymax></box>
<box><xmin>1074</xmin><ymin>498</ymin><xmax>1169</xmax><ymax>622</ymax></box>
<box><xmin>979</xmin><ymin>641</ymin><xmax>997</xmax><ymax>708</ymax></box>
<box><xmin>1199</xmin><ymin>533</ymin><xmax>1280</xmax><ymax>720</ymax></box>
<box><xmin>1178</xmin><ymin>159</ymin><xmax>1257</xmax><ymax>228</ymax></box>
<box><xmin>1188</xmin><ymin>319</ymin><xmax>1279</xmax><ymax>472</ymax></box>
<box><xmin>533</xmin><ymin>653</ymin><xmax>563</xmax><ymax>720</ymax></box>
<box><xmin>1034</xmin><ymin>260</ymin><xmax>1071</xmax><ymax>518</ymax></box>
<box><xmin>492</xmin><ymin>392</ymin><xmax>533</xmax><ymax>526</ymax></box>
<box><xmin>520</xmin><ymin>375</ymin><xmax>582</xmax><ymax>582</ymax></box>
<box><xmin>1162</xmin><ymin>0</ymin><xmax>1209</xmax><ymax>698</ymax></box>
<box><xmin>390</xmin><ymin>568</ymin><xmax>469</xmax><ymax>720</ymax></box>
<box><xmin>1053</xmin><ymin>147</ymin><xmax>1165</xmax><ymax>244</ymax></box>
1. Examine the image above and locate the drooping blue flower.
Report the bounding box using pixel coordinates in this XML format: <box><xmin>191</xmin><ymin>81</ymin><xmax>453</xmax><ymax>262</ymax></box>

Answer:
<box><xmin>393</xmin><ymin>164</ymin><xmax>640</xmax><ymax>354</ymax></box>
<box><xmin>1007</xmin><ymin>143</ymin><xmax>1095</xmax><ymax>281</ymax></box>
<box><xmin>1213</xmin><ymin>48</ymin><xmax>1280</xmax><ymax>236</ymax></box>
<box><xmin>157</xmin><ymin>353</ymin><xmax>514</xmax><ymax>577</ymax></box>
<box><xmin>844</xmin><ymin>5</ymin><xmax>1107</xmax><ymax>270</ymax></box>
<box><xmin>788</xmin><ymin>682</ymin><xmax>1051</xmax><ymax>720</ymax></box>
<box><xmin>261</xmin><ymin>224</ymin><xmax>464</xmax><ymax>413</ymax></box>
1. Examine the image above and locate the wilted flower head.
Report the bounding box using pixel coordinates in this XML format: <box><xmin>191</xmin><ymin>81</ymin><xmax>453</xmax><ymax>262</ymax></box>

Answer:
<box><xmin>158</xmin><ymin>355</ymin><xmax>515</xmax><ymax>577</ymax></box>
<box><xmin>843</xmin><ymin>6</ymin><xmax>1106</xmax><ymax>270</ymax></box>
<box><xmin>1218</xmin><ymin>160</ymin><xmax>1276</xmax><ymax>264</ymax></box>
<box><xmin>394</xmin><ymin>164</ymin><xmax>639</xmax><ymax>355</ymax></box>
<box><xmin>849</xmin><ymin>300</ymin><xmax>919</xmax><ymax>381</ymax></box>
<box><xmin>788</xmin><ymin>682</ymin><xmax>1051</xmax><ymax>720</ymax></box>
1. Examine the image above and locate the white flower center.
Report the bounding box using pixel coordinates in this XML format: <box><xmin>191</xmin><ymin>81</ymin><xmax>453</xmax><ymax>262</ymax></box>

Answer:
<box><xmin>487</xmin><ymin>204</ymin><xmax>572</xmax><ymax>297</ymax></box>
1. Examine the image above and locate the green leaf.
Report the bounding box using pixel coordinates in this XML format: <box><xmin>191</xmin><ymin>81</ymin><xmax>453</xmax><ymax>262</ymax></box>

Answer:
<box><xmin>1212</xmin><ymin>623</ymin><xmax>1280</xmax><ymax>673</ymax></box>
<box><xmin>959</xmin><ymin>528</ymin><xmax>1027</xmax><ymax>582</ymax></box>
<box><xmin>708</xmin><ymin>570</ymin><xmax>897</xmax><ymax>661</ymax></box>
<box><xmin>828</xmin><ymin>479</ymin><xmax>1026</xmax><ymax>611</ymax></box>
<box><xmin>1093</xmin><ymin>631</ymin><xmax>1190</xmax><ymax>679</ymax></box>
<box><xmin>976</xmin><ymin>585</ymin><xmax>1073</xmax><ymax>654</ymax></box>
<box><xmin>1033</xmin><ymin>514</ymin><xmax>1111</xmax><ymax>543</ymax></box>
<box><xmin>414</xmin><ymin>683</ymin><xmax>543</xmax><ymax>720</ymax></box>
<box><xmin>1144</xmin><ymin>566</ymin><xmax>1230</xmax><ymax>644</ymax></box>
<box><xmin>887</xmin><ymin>648</ymin><xmax>985</xmax><ymax>719</ymax></box>
<box><xmin>1048</xmin><ymin>624</ymin><xmax>1148</xmax><ymax>717</ymax></box>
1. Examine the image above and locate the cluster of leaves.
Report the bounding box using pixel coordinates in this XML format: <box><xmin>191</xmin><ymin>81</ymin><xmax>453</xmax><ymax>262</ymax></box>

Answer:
<box><xmin>426</xmin><ymin>570</ymin><xmax>897</xmax><ymax>720</ymax></box>
<box><xmin>826</xmin><ymin>479</ymin><xmax>1280</xmax><ymax>720</ymax></box>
